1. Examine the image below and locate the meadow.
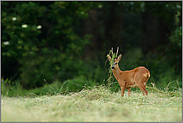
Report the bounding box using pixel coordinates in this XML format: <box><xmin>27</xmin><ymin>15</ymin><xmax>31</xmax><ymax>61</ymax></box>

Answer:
<box><xmin>1</xmin><ymin>85</ymin><xmax>182</xmax><ymax>122</ymax></box>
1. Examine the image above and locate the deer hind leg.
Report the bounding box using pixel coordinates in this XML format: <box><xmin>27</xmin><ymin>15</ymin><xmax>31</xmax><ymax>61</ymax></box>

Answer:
<box><xmin>127</xmin><ymin>88</ymin><xmax>131</xmax><ymax>97</ymax></box>
<box><xmin>137</xmin><ymin>81</ymin><xmax>148</xmax><ymax>96</ymax></box>
<box><xmin>139</xmin><ymin>86</ymin><xmax>148</xmax><ymax>96</ymax></box>
<box><xmin>143</xmin><ymin>76</ymin><xmax>149</xmax><ymax>96</ymax></box>
<box><xmin>136</xmin><ymin>75</ymin><xmax>148</xmax><ymax>96</ymax></box>
<box><xmin>144</xmin><ymin>74</ymin><xmax>150</xmax><ymax>88</ymax></box>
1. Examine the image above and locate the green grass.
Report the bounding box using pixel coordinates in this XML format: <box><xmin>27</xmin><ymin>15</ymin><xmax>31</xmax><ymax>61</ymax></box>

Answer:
<box><xmin>1</xmin><ymin>85</ymin><xmax>182</xmax><ymax>122</ymax></box>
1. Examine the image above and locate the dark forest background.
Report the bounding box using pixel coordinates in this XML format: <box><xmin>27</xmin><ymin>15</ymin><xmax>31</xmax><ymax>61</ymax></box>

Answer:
<box><xmin>1</xmin><ymin>1</ymin><xmax>182</xmax><ymax>96</ymax></box>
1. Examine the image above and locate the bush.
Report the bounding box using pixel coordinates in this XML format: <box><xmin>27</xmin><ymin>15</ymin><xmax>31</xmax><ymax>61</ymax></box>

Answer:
<box><xmin>1</xmin><ymin>79</ymin><xmax>26</xmax><ymax>97</ymax></box>
<box><xmin>1</xmin><ymin>2</ymin><xmax>97</xmax><ymax>89</ymax></box>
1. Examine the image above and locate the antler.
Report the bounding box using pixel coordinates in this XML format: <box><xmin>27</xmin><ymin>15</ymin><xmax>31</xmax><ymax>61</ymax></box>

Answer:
<box><xmin>107</xmin><ymin>47</ymin><xmax>120</xmax><ymax>59</ymax></box>
<box><xmin>111</xmin><ymin>47</ymin><xmax>113</xmax><ymax>56</ymax></box>
<box><xmin>116</xmin><ymin>47</ymin><xmax>119</xmax><ymax>57</ymax></box>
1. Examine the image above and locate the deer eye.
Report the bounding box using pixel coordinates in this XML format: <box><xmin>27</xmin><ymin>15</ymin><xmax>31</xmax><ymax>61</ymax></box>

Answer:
<box><xmin>114</xmin><ymin>62</ymin><xmax>117</xmax><ymax>65</ymax></box>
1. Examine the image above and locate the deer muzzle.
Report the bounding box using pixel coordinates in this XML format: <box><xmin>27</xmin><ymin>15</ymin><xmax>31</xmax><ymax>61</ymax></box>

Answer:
<box><xmin>111</xmin><ymin>66</ymin><xmax>115</xmax><ymax>69</ymax></box>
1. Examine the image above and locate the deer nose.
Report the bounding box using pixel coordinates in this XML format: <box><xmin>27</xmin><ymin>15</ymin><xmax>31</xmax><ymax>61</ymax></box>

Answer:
<box><xmin>111</xmin><ymin>66</ymin><xmax>115</xmax><ymax>69</ymax></box>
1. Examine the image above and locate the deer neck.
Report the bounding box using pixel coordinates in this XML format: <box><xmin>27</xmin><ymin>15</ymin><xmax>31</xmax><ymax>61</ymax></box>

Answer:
<box><xmin>112</xmin><ymin>65</ymin><xmax>122</xmax><ymax>81</ymax></box>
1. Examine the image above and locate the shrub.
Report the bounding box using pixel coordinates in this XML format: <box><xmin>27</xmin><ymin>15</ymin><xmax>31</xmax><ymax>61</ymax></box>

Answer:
<box><xmin>1</xmin><ymin>2</ymin><xmax>96</xmax><ymax>89</ymax></box>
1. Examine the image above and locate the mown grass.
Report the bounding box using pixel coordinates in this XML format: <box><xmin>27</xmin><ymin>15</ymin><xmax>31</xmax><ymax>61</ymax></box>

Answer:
<box><xmin>1</xmin><ymin>85</ymin><xmax>182</xmax><ymax>122</ymax></box>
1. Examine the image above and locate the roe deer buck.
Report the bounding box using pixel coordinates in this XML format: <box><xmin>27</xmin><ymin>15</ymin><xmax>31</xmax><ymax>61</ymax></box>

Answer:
<box><xmin>107</xmin><ymin>47</ymin><xmax>150</xmax><ymax>97</ymax></box>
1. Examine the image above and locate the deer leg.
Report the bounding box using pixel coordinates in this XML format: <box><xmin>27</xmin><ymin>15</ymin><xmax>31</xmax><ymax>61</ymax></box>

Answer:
<box><xmin>138</xmin><ymin>85</ymin><xmax>148</xmax><ymax>96</ymax></box>
<box><xmin>120</xmin><ymin>86</ymin><xmax>125</xmax><ymax>97</ymax></box>
<box><xmin>127</xmin><ymin>88</ymin><xmax>131</xmax><ymax>97</ymax></box>
<box><xmin>142</xmin><ymin>74</ymin><xmax>150</xmax><ymax>94</ymax></box>
<box><xmin>145</xmin><ymin>89</ymin><xmax>148</xmax><ymax>96</ymax></box>
<box><xmin>143</xmin><ymin>87</ymin><xmax>148</xmax><ymax>96</ymax></box>
<box><xmin>136</xmin><ymin>77</ymin><xmax>148</xmax><ymax>96</ymax></box>
<box><xmin>142</xmin><ymin>78</ymin><xmax>148</xmax><ymax>96</ymax></box>
<box><xmin>144</xmin><ymin>76</ymin><xmax>150</xmax><ymax>88</ymax></box>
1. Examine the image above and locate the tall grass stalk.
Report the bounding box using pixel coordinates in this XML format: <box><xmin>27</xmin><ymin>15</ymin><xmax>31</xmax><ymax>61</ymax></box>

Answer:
<box><xmin>106</xmin><ymin>48</ymin><xmax>118</xmax><ymax>88</ymax></box>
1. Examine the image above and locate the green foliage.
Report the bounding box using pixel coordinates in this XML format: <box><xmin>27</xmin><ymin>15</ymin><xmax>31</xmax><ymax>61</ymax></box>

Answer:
<box><xmin>2</xmin><ymin>73</ymin><xmax>181</xmax><ymax>97</ymax></box>
<box><xmin>168</xmin><ymin>26</ymin><xmax>182</xmax><ymax>71</ymax></box>
<box><xmin>170</xmin><ymin>26</ymin><xmax>182</xmax><ymax>47</ymax></box>
<box><xmin>1</xmin><ymin>1</ymin><xmax>182</xmax><ymax>91</ymax></box>
<box><xmin>1</xmin><ymin>2</ymin><xmax>97</xmax><ymax>89</ymax></box>
<box><xmin>1</xmin><ymin>76</ymin><xmax>96</xmax><ymax>97</ymax></box>
<box><xmin>58</xmin><ymin>76</ymin><xmax>96</xmax><ymax>94</ymax></box>
<box><xmin>119</xmin><ymin>48</ymin><xmax>143</xmax><ymax>70</ymax></box>
<box><xmin>1</xmin><ymin>79</ymin><xmax>26</xmax><ymax>97</ymax></box>
<box><xmin>106</xmin><ymin>48</ymin><xmax>118</xmax><ymax>87</ymax></box>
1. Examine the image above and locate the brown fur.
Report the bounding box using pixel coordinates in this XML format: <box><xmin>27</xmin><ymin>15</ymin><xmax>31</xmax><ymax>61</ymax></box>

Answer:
<box><xmin>107</xmin><ymin>54</ymin><xmax>150</xmax><ymax>97</ymax></box>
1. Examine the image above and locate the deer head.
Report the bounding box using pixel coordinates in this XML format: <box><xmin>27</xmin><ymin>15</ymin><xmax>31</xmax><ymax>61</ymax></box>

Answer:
<box><xmin>107</xmin><ymin>47</ymin><xmax>122</xmax><ymax>70</ymax></box>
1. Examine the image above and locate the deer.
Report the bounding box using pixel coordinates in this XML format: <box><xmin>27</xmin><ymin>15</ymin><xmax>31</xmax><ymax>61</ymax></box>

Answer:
<box><xmin>107</xmin><ymin>47</ymin><xmax>150</xmax><ymax>97</ymax></box>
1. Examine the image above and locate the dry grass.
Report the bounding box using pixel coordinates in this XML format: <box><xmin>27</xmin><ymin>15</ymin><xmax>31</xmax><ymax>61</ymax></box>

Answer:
<box><xmin>1</xmin><ymin>86</ymin><xmax>182</xmax><ymax>122</ymax></box>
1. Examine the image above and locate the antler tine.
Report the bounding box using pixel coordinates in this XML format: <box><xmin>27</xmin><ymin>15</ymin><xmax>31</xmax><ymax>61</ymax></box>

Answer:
<box><xmin>111</xmin><ymin>47</ymin><xmax>113</xmax><ymax>55</ymax></box>
<box><xmin>116</xmin><ymin>47</ymin><xmax>119</xmax><ymax>56</ymax></box>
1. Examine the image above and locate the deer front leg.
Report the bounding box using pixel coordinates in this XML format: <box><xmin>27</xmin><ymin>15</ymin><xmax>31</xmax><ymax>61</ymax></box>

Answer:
<box><xmin>127</xmin><ymin>88</ymin><xmax>131</xmax><ymax>97</ymax></box>
<box><xmin>120</xmin><ymin>85</ymin><xmax>125</xmax><ymax>97</ymax></box>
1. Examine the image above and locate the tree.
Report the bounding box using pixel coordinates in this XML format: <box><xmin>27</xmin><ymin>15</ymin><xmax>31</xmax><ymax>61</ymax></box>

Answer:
<box><xmin>1</xmin><ymin>1</ymin><xmax>96</xmax><ymax>88</ymax></box>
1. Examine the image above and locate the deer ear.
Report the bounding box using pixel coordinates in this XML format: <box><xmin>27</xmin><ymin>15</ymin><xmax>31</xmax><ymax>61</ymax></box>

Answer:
<box><xmin>107</xmin><ymin>54</ymin><xmax>111</xmax><ymax>61</ymax></box>
<box><xmin>118</xmin><ymin>54</ymin><xmax>122</xmax><ymax>61</ymax></box>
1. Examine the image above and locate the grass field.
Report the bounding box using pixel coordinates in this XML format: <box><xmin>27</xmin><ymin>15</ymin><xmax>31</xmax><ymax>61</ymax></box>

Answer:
<box><xmin>1</xmin><ymin>86</ymin><xmax>182</xmax><ymax>122</ymax></box>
